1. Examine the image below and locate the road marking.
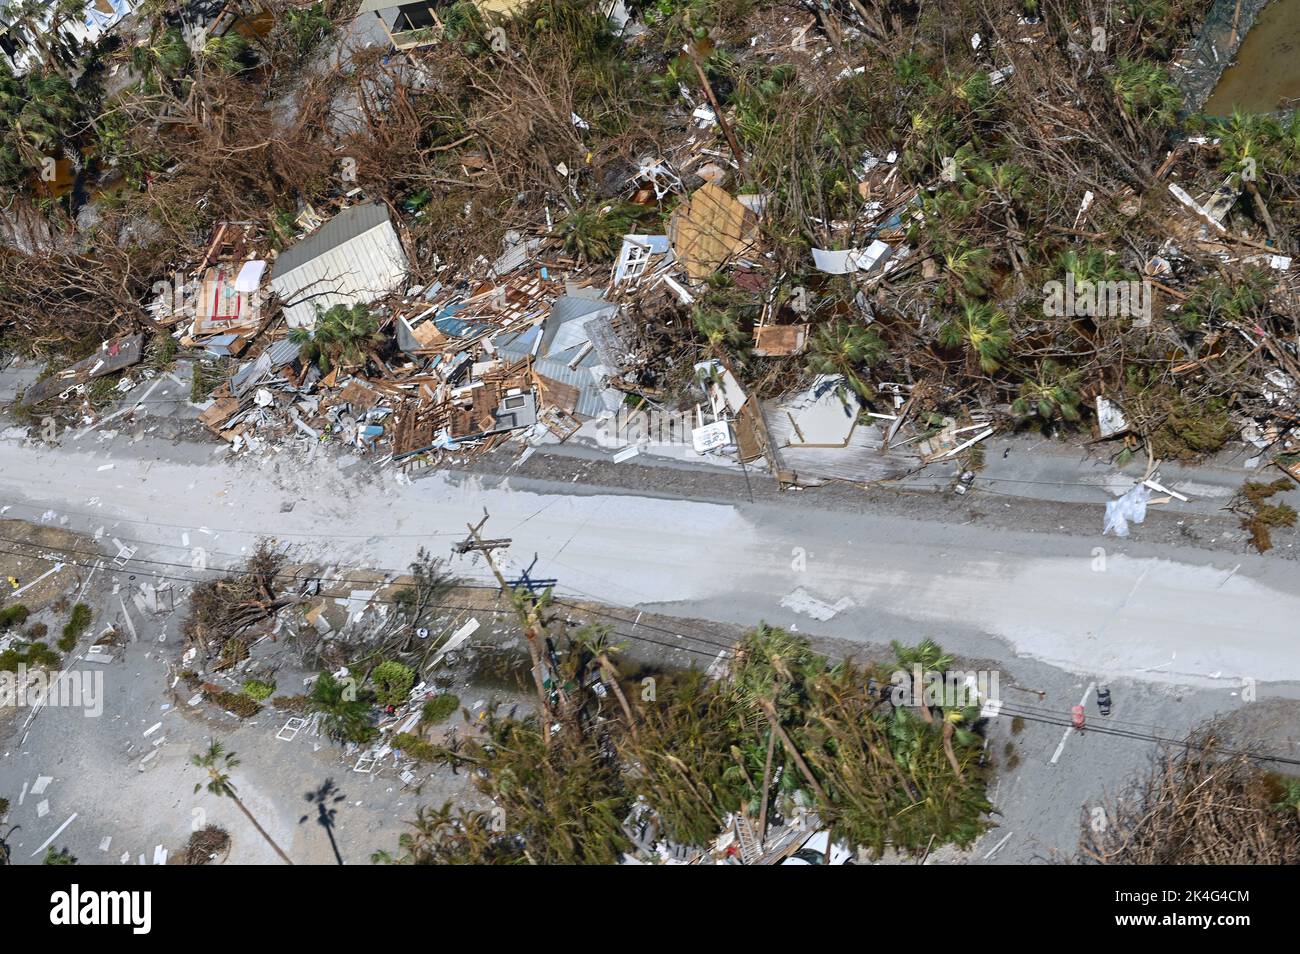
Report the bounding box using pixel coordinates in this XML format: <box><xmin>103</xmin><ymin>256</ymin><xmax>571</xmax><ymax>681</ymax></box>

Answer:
<box><xmin>30</xmin><ymin>812</ymin><xmax>77</xmax><ymax>857</ymax></box>
<box><xmin>1050</xmin><ymin>683</ymin><xmax>1095</xmax><ymax>765</ymax></box>
<box><xmin>11</xmin><ymin>564</ymin><xmax>63</xmax><ymax>597</ymax></box>
<box><xmin>983</xmin><ymin>831</ymin><xmax>1014</xmax><ymax>860</ymax></box>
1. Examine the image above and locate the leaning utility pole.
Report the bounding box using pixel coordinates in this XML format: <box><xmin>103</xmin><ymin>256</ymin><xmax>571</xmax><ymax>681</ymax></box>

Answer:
<box><xmin>683</xmin><ymin>42</ymin><xmax>747</xmax><ymax>175</ymax></box>
<box><xmin>453</xmin><ymin>510</ymin><xmax>512</xmax><ymax>556</ymax></box>
<box><xmin>462</xmin><ymin>517</ymin><xmax>555</xmax><ymax>742</ymax></box>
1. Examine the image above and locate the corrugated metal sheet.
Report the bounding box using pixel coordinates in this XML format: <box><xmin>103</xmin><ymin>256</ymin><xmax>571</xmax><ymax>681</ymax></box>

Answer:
<box><xmin>270</xmin><ymin>203</ymin><xmax>408</xmax><ymax>329</ymax></box>
<box><xmin>531</xmin><ymin>356</ymin><xmax>608</xmax><ymax>419</ymax></box>
<box><xmin>230</xmin><ymin>340</ymin><xmax>302</xmax><ymax>396</ymax></box>
<box><xmin>543</xmin><ymin>295</ymin><xmax>616</xmax><ymax>356</ymax></box>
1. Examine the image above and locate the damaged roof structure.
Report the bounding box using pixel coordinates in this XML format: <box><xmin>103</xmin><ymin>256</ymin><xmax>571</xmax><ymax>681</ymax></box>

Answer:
<box><xmin>270</xmin><ymin>201</ymin><xmax>409</xmax><ymax>330</ymax></box>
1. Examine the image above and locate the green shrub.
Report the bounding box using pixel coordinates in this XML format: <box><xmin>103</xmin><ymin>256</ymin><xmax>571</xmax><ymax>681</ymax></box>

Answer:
<box><xmin>421</xmin><ymin>694</ymin><xmax>460</xmax><ymax>725</ymax></box>
<box><xmin>372</xmin><ymin>660</ymin><xmax>416</xmax><ymax>708</ymax></box>
<box><xmin>242</xmin><ymin>679</ymin><xmax>276</xmax><ymax>701</ymax></box>
<box><xmin>309</xmin><ymin>672</ymin><xmax>376</xmax><ymax>743</ymax></box>
<box><xmin>59</xmin><ymin>603</ymin><xmax>92</xmax><ymax>652</ymax></box>
<box><xmin>556</xmin><ymin>202</ymin><xmax>645</xmax><ymax>262</ymax></box>
<box><xmin>0</xmin><ymin>640</ymin><xmax>60</xmax><ymax>671</ymax></box>
<box><xmin>393</xmin><ymin>732</ymin><xmax>439</xmax><ymax>763</ymax></box>
<box><xmin>0</xmin><ymin>604</ymin><xmax>30</xmax><ymax>631</ymax></box>
<box><xmin>204</xmin><ymin>687</ymin><xmax>262</xmax><ymax>718</ymax></box>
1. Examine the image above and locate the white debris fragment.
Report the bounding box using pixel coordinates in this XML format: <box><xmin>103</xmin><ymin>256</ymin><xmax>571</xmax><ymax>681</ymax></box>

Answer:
<box><xmin>1104</xmin><ymin>483</ymin><xmax>1151</xmax><ymax>537</ymax></box>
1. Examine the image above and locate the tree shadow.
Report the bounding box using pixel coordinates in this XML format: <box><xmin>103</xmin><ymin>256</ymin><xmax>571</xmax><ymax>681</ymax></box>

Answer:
<box><xmin>300</xmin><ymin>779</ymin><xmax>347</xmax><ymax>865</ymax></box>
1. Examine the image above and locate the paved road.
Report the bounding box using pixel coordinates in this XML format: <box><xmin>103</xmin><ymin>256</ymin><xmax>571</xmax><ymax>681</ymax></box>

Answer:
<box><xmin>2</xmin><ymin>419</ymin><xmax>1297</xmax><ymax>862</ymax></box>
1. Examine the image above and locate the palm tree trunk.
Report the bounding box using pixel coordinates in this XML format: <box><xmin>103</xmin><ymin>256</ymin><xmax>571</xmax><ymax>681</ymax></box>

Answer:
<box><xmin>598</xmin><ymin>656</ymin><xmax>636</xmax><ymax>737</ymax></box>
<box><xmin>231</xmin><ymin>794</ymin><xmax>294</xmax><ymax>864</ymax></box>
<box><xmin>942</xmin><ymin>720</ymin><xmax>962</xmax><ymax>778</ymax></box>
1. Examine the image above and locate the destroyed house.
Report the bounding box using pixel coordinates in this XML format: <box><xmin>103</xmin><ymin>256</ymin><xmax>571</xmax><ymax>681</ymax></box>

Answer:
<box><xmin>269</xmin><ymin>202</ymin><xmax>408</xmax><ymax>330</ymax></box>
<box><xmin>356</xmin><ymin>0</ymin><xmax>528</xmax><ymax>50</ymax></box>
<box><xmin>0</xmin><ymin>0</ymin><xmax>136</xmax><ymax>74</ymax></box>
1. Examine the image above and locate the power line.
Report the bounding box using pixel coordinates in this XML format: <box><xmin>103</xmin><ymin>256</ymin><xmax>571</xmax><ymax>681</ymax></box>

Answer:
<box><xmin>0</xmin><ymin>528</ymin><xmax>746</xmax><ymax>656</ymax></box>
<box><xmin>6</xmin><ymin>535</ymin><xmax>1294</xmax><ymax>762</ymax></box>
<box><xmin>0</xmin><ymin>541</ymin><xmax>730</xmax><ymax>663</ymax></box>
<box><xmin>990</xmin><ymin>701</ymin><xmax>1300</xmax><ymax>769</ymax></box>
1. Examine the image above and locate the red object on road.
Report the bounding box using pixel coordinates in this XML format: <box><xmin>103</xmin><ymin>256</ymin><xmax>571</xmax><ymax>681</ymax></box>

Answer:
<box><xmin>1071</xmin><ymin>705</ymin><xmax>1086</xmax><ymax>730</ymax></box>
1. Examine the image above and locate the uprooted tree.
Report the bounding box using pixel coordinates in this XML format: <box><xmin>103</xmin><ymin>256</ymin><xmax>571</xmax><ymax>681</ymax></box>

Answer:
<box><xmin>1079</xmin><ymin>732</ymin><xmax>1300</xmax><ymax>865</ymax></box>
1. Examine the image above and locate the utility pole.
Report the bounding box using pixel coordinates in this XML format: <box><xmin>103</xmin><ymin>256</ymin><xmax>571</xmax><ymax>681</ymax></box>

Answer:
<box><xmin>453</xmin><ymin>510</ymin><xmax>512</xmax><ymax>556</ymax></box>
<box><xmin>683</xmin><ymin>43</ymin><xmax>747</xmax><ymax>175</ymax></box>
<box><xmin>461</xmin><ymin>516</ymin><xmax>555</xmax><ymax>742</ymax></box>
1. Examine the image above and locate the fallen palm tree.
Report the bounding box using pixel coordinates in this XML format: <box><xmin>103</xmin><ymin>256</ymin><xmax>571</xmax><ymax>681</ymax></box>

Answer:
<box><xmin>380</xmin><ymin>620</ymin><xmax>992</xmax><ymax>864</ymax></box>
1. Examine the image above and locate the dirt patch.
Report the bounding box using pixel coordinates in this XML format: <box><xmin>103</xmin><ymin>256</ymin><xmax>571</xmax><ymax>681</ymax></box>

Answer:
<box><xmin>0</xmin><ymin>519</ymin><xmax>102</xmax><ymax>610</ymax></box>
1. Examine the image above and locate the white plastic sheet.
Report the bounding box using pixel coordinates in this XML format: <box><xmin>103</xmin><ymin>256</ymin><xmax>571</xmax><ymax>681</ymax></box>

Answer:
<box><xmin>1104</xmin><ymin>483</ymin><xmax>1150</xmax><ymax>537</ymax></box>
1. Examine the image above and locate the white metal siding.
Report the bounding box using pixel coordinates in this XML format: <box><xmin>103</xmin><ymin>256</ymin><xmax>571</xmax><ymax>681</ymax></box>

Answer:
<box><xmin>270</xmin><ymin>222</ymin><xmax>408</xmax><ymax>329</ymax></box>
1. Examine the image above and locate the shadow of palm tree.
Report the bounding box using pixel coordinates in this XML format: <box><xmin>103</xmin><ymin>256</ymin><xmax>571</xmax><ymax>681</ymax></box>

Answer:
<box><xmin>301</xmin><ymin>779</ymin><xmax>347</xmax><ymax>865</ymax></box>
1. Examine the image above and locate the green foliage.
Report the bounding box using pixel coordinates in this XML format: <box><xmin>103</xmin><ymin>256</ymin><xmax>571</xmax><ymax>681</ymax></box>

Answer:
<box><xmin>1109</xmin><ymin>58</ymin><xmax>1181</xmax><ymax>128</ymax></box>
<box><xmin>58</xmin><ymin>602</ymin><xmax>91</xmax><ymax>652</ymax></box>
<box><xmin>691</xmin><ymin>306</ymin><xmax>745</xmax><ymax>351</ymax></box>
<box><xmin>309</xmin><ymin>672</ymin><xmax>376</xmax><ymax>744</ymax></box>
<box><xmin>242</xmin><ymin>679</ymin><xmax>276</xmax><ymax>701</ymax></box>
<box><xmin>377</xmin><ymin>801</ymin><xmax>524</xmax><ymax>865</ymax></box>
<box><xmin>0</xmin><ymin>65</ymin><xmax>84</xmax><ymax>190</ymax></box>
<box><xmin>1012</xmin><ymin>360</ymin><xmax>1083</xmax><ymax>428</ymax></box>
<box><xmin>204</xmin><ymin>687</ymin><xmax>262</xmax><ymax>718</ymax></box>
<box><xmin>42</xmin><ymin>846</ymin><xmax>76</xmax><ymax>865</ymax></box>
<box><xmin>421</xmin><ymin>693</ymin><xmax>461</xmax><ymax>724</ymax></box>
<box><xmin>1121</xmin><ymin>370</ymin><xmax>1233</xmax><ymax>460</ymax></box>
<box><xmin>1177</xmin><ymin>268</ymin><xmax>1272</xmax><ymax>332</ymax></box>
<box><xmin>131</xmin><ymin>26</ymin><xmax>193</xmax><ymax>90</ymax></box>
<box><xmin>433</xmin><ymin>713</ymin><xmax>632</xmax><ymax>864</ymax></box>
<box><xmin>0</xmin><ymin>603</ymin><xmax>30</xmax><ymax>631</ymax></box>
<box><xmin>381</xmin><ymin>621</ymin><xmax>990</xmax><ymax>863</ymax></box>
<box><xmin>289</xmin><ymin>303</ymin><xmax>383</xmax><ymax>373</ymax></box>
<box><xmin>805</xmin><ymin>322</ymin><xmax>886</xmax><ymax>398</ymax></box>
<box><xmin>146</xmin><ymin>332</ymin><xmax>179</xmax><ymax>370</ymax></box>
<box><xmin>1273</xmin><ymin>777</ymin><xmax>1300</xmax><ymax>816</ymax></box>
<box><xmin>1210</xmin><ymin>110</ymin><xmax>1300</xmax><ymax>187</ymax></box>
<box><xmin>556</xmin><ymin>201</ymin><xmax>644</xmax><ymax>263</ymax></box>
<box><xmin>200</xmin><ymin>33</ymin><xmax>249</xmax><ymax>75</ymax></box>
<box><xmin>1058</xmin><ymin>247</ymin><xmax>1130</xmax><ymax>286</ymax></box>
<box><xmin>190</xmin><ymin>359</ymin><xmax>227</xmax><ymax>403</ymax></box>
<box><xmin>393</xmin><ymin>732</ymin><xmax>439</xmax><ymax>762</ymax></box>
<box><xmin>371</xmin><ymin>660</ymin><xmax>416</xmax><ymax>708</ymax></box>
<box><xmin>939</xmin><ymin>241</ymin><xmax>995</xmax><ymax>297</ymax></box>
<box><xmin>939</xmin><ymin>300</ymin><xmax>1011</xmax><ymax>373</ymax></box>
<box><xmin>0</xmin><ymin>639</ymin><xmax>60</xmax><ymax>672</ymax></box>
<box><xmin>891</xmin><ymin>637</ymin><xmax>954</xmax><ymax>673</ymax></box>
<box><xmin>269</xmin><ymin>2</ymin><xmax>333</xmax><ymax>65</ymax></box>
